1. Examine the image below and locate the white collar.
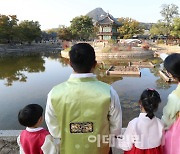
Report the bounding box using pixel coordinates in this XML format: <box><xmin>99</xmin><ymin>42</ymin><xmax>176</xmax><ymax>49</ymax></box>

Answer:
<box><xmin>139</xmin><ymin>112</ymin><xmax>156</xmax><ymax>119</ymax></box>
<box><xmin>139</xmin><ymin>112</ymin><xmax>147</xmax><ymax>116</ymax></box>
<box><xmin>70</xmin><ymin>73</ymin><xmax>96</xmax><ymax>78</ymax></box>
<box><xmin>26</xmin><ymin>127</ymin><xmax>43</xmax><ymax>132</ymax></box>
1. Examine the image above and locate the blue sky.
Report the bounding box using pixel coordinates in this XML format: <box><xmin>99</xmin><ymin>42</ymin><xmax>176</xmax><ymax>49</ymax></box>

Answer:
<box><xmin>0</xmin><ymin>0</ymin><xmax>180</xmax><ymax>30</ymax></box>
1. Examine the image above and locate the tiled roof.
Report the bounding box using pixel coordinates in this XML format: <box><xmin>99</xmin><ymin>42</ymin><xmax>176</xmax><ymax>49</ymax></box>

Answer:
<box><xmin>97</xmin><ymin>13</ymin><xmax>122</xmax><ymax>26</ymax></box>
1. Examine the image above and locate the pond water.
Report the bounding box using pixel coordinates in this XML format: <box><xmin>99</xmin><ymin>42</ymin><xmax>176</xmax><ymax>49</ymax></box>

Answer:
<box><xmin>0</xmin><ymin>55</ymin><xmax>177</xmax><ymax>130</ymax></box>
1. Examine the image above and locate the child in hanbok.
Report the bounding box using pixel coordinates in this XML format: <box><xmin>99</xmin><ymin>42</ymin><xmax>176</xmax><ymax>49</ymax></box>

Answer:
<box><xmin>17</xmin><ymin>104</ymin><xmax>58</xmax><ymax>154</ymax></box>
<box><xmin>116</xmin><ymin>89</ymin><xmax>164</xmax><ymax>154</ymax></box>
<box><xmin>162</xmin><ymin>53</ymin><xmax>180</xmax><ymax>154</ymax></box>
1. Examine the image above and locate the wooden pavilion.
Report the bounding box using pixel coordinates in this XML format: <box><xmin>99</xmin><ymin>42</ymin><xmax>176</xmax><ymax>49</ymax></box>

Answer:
<box><xmin>96</xmin><ymin>13</ymin><xmax>122</xmax><ymax>40</ymax></box>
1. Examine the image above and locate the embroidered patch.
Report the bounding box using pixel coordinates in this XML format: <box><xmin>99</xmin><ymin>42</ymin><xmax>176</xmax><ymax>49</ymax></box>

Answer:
<box><xmin>70</xmin><ymin>122</ymin><xmax>93</xmax><ymax>133</ymax></box>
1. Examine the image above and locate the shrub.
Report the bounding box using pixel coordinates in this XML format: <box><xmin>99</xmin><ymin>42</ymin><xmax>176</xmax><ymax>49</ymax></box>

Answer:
<box><xmin>141</xmin><ymin>43</ymin><xmax>150</xmax><ymax>50</ymax></box>
<box><xmin>156</xmin><ymin>39</ymin><xmax>164</xmax><ymax>44</ymax></box>
<box><xmin>108</xmin><ymin>39</ymin><xmax>116</xmax><ymax>44</ymax></box>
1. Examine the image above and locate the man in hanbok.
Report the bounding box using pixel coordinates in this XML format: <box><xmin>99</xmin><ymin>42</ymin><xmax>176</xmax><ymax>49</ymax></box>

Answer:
<box><xmin>45</xmin><ymin>43</ymin><xmax>122</xmax><ymax>154</ymax></box>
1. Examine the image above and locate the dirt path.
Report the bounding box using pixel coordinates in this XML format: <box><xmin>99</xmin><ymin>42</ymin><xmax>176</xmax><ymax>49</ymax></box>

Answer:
<box><xmin>153</xmin><ymin>44</ymin><xmax>180</xmax><ymax>54</ymax></box>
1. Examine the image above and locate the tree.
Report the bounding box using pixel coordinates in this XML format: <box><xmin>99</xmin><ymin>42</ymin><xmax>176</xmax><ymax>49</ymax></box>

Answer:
<box><xmin>18</xmin><ymin>20</ymin><xmax>41</xmax><ymax>44</ymax></box>
<box><xmin>150</xmin><ymin>21</ymin><xmax>171</xmax><ymax>37</ymax></box>
<box><xmin>0</xmin><ymin>15</ymin><xmax>18</xmax><ymax>43</ymax></box>
<box><xmin>57</xmin><ymin>26</ymin><xmax>73</xmax><ymax>41</ymax></box>
<box><xmin>171</xmin><ymin>17</ymin><xmax>180</xmax><ymax>38</ymax></box>
<box><xmin>70</xmin><ymin>15</ymin><xmax>94</xmax><ymax>40</ymax></box>
<box><xmin>46</xmin><ymin>28</ymin><xmax>58</xmax><ymax>40</ymax></box>
<box><xmin>150</xmin><ymin>4</ymin><xmax>179</xmax><ymax>41</ymax></box>
<box><xmin>117</xmin><ymin>17</ymin><xmax>143</xmax><ymax>39</ymax></box>
<box><xmin>90</xmin><ymin>26</ymin><xmax>99</xmax><ymax>40</ymax></box>
<box><xmin>160</xmin><ymin>4</ymin><xmax>179</xmax><ymax>24</ymax></box>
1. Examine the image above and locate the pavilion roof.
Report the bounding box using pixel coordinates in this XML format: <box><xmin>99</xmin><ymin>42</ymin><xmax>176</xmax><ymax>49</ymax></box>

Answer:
<box><xmin>97</xmin><ymin>13</ymin><xmax>122</xmax><ymax>26</ymax></box>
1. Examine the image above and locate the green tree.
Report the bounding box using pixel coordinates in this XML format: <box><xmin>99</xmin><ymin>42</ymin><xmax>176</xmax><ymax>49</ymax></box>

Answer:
<box><xmin>90</xmin><ymin>26</ymin><xmax>99</xmax><ymax>40</ymax></box>
<box><xmin>0</xmin><ymin>15</ymin><xmax>18</xmax><ymax>43</ymax></box>
<box><xmin>70</xmin><ymin>15</ymin><xmax>94</xmax><ymax>40</ymax></box>
<box><xmin>150</xmin><ymin>4</ymin><xmax>179</xmax><ymax>40</ymax></box>
<box><xmin>150</xmin><ymin>21</ymin><xmax>170</xmax><ymax>37</ymax></box>
<box><xmin>160</xmin><ymin>4</ymin><xmax>179</xmax><ymax>24</ymax></box>
<box><xmin>46</xmin><ymin>28</ymin><xmax>58</xmax><ymax>40</ymax></box>
<box><xmin>57</xmin><ymin>26</ymin><xmax>73</xmax><ymax>41</ymax></box>
<box><xmin>117</xmin><ymin>17</ymin><xmax>143</xmax><ymax>39</ymax></box>
<box><xmin>171</xmin><ymin>17</ymin><xmax>180</xmax><ymax>38</ymax></box>
<box><xmin>18</xmin><ymin>20</ymin><xmax>41</xmax><ymax>44</ymax></box>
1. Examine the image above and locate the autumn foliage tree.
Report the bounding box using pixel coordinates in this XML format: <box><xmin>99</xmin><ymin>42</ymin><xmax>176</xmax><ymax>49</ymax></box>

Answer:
<box><xmin>57</xmin><ymin>26</ymin><xmax>73</xmax><ymax>41</ymax></box>
<box><xmin>118</xmin><ymin>17</ymin><xmax>143</xmax><ymax>39</ymax></box>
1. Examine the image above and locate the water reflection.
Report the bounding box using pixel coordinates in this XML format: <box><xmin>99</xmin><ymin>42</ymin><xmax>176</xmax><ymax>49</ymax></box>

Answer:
<box><xmin>150</xmin><ymin>66</ymin><xmax>171</xmax><ymax>89</ymax></box>
<box><xmin>0</xmin><ymin>56</ymin><xmax>45</xmax><ymax>86</ymax></box>
<box><xmin>95</xmin><ymin>67</ymin><xmax>123</xmax><ymax>84</ymax></box>
<box><xmin>155</xmin><ymin>78</ymin><xmax>171</xmax><ymax>89</ymax></box>
<box><xmin>46</xmin><ymin>54</ymin><xmax>69</xmax><ymax>67</ymax></box>
<box><xmin>0</xmin><ymin>55</ymin><xmax>177</xmax><ymax>129</ymax></box>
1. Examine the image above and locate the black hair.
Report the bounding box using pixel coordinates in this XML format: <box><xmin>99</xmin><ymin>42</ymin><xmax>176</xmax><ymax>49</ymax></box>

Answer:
<box><xmin>140</xmin><ymin>89</ymin><xmax>161</xmax><ymax>119</ymax></box>
<box><xmin>18</xmin><ymin>104</ymin><xmax>43</xmax><ymax>127</ymax></box>
<box><xmin>69</xmin><ymin>43</ymin><xmax>96</xmax><ymax>73</ymax></box>
<box><xmin>164</xmin><ymin>53</ymin><xmax>180</xmax><ymax>81</ymax></box>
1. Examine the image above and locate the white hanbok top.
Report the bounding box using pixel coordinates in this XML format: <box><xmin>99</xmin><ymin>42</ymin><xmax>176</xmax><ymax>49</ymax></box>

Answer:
<box><xmin>116</xmin><ymin>113</ymin><xmax>164</xmax><ymax>151</ymax></box>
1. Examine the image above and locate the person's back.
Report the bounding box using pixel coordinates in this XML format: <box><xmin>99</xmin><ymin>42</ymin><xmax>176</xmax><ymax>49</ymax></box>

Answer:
<box><xmin>45</xmin><ymin>43</ymin><xmax>122</xmax><ymax>154</ymax></box>
<box><xmin>161</xmin><ymin>53</ymin><xmax>180</xmax><ymax>154</ymax></box>
<box><xmin>130</xmin><ymin>113</ymin><xmax>163</xmax><ymax>149</ymax></box>
<box><xmin>17</xmin><ymin>104</ymin><xmax>57</xmax><ymax>154</ymax></box>
<box><xmin>116</xmin><ymin>89</ymin><xmax>163</xmax><ymax>154</ymax></box>
<box><xmin>51</xmin><ymin>76</ymin><xmax>111</xmax><ymax>153</ymax></box>
<box><xmin>20</xmin><ymin>128</ymin><xmax>49</xmax><ymax>154</ymax></box>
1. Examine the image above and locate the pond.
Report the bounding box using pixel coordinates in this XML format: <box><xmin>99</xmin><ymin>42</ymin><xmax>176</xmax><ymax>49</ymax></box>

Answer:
<box><xmin>0</xmin><ymin>54</ymin><xmax>177</xmax><ymax>130</ymax></box>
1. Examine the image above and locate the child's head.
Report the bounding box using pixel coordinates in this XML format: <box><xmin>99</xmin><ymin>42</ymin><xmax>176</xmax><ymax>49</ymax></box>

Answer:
<box><xmin>139</xmin><ymin>89</ymin><xmax>161</xmax><ymax>119</ymax></box>
<box><xmin>18</xmin><ymin>104</ymin><xmax>43</xmax><ymax>127</ymax></box>
<box><xmin>164</xmin><ymin>53</ymin><xmax>180</xmax><ymax>81</ymax></box>
<box><xmin>69</xmin><ymin>43</ymin><xmax>97</xmax><ymax>73</ymax></box>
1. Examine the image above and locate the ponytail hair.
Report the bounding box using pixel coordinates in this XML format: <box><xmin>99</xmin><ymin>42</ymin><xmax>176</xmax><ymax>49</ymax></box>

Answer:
<box><xmin>140</xmin><ymin>89</ymin><xmax>161</xmax><ymax>119</ymax></box>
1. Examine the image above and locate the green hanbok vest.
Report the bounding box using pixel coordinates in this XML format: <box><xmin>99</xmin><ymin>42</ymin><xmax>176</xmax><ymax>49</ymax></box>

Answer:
<box><xmin>51</xmin><ymin>77</ymin><xmax>111</xmax><ymax>154</ymax></box>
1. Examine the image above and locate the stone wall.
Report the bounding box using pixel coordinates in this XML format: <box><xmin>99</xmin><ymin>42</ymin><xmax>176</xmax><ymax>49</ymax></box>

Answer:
<box><xmin>61</xmin><ymin>50</ymin><xmax>154</xmax><ymax>61</ymax></box>
<box><xmin>0</xmin><ymin>44</ymin><xmax>62</xmax><ymax>57</ymax></box>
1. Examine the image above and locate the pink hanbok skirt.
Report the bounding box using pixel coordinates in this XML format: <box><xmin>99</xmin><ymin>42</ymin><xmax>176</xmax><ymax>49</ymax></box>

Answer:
<box><xmin>164</xmin><ymin>118</ymin><xmax>180</xmax><ymax>154</ymax></box>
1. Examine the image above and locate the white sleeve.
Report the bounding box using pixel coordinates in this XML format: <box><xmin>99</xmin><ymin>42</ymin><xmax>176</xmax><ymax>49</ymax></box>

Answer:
<box><xmin>109</xmin><ymin>86</ymin><xmax>122</xmax><ymax>135</ymax></box>
<box><xmin>41</xmin><ymin>135</ymin><xmax>59</xmax><ymax>154</ymax></box>
<box><xmin>17</xmin><ymin>135</ymin><xmax>25</xmax><ymax>154</ymax></box>
<box><xmin>116</xmin><ymin>122</ymin><xmax>134</xmax><ymax>151</ymax></box>
<box><xmin>45</xmin><ymin>90</ymin><xmax>61</xmax><ymax>138</ymax></box>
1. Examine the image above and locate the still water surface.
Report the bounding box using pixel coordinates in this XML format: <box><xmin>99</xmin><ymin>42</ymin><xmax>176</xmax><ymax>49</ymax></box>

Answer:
<box><xmin>0</xmin><ymin>55</ymin><xmax>177</xmax><ymax>129</ymax></box>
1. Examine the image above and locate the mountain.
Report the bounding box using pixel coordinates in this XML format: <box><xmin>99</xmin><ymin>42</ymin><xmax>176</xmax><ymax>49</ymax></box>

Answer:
<box><xmin>86</xmin><ymin>8</ymin><xmax>107</xmax><ymax>22</ymax></box>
